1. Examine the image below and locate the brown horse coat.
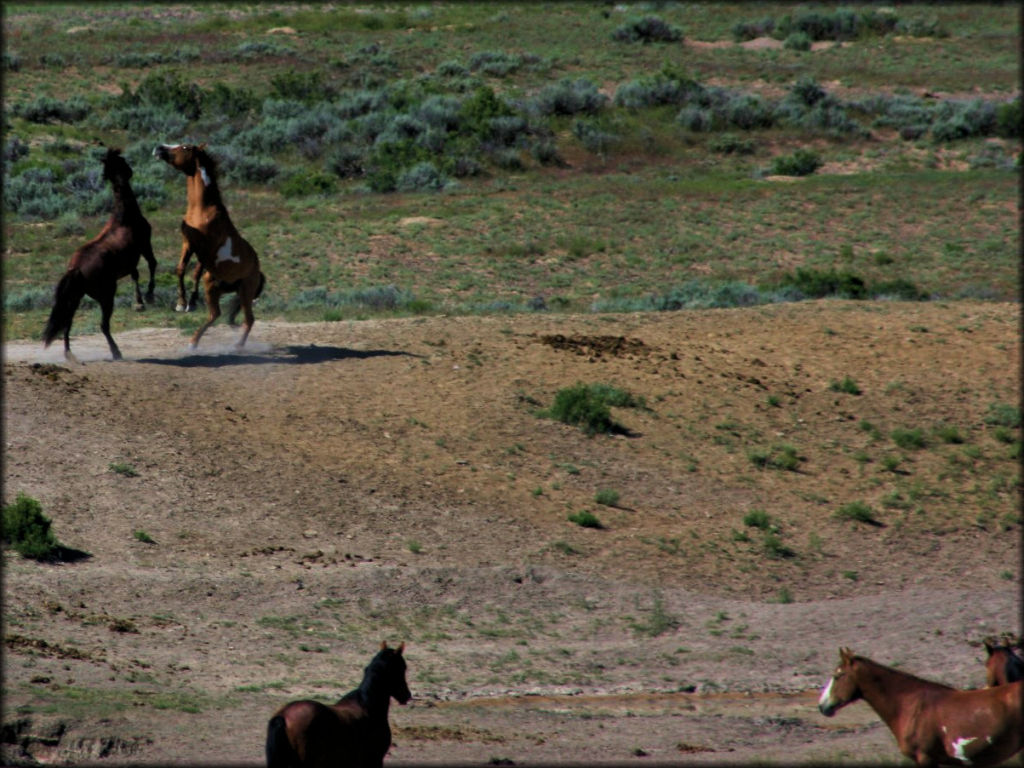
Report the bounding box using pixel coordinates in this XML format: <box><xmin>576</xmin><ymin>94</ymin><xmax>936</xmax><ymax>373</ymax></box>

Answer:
<box><xmin>154</xmin><ymin>142</ymin><xmax>264</xmax><ymax>348</ymax></box>
<box><xmin>43</xmin><ymin>147</ymin><xmax>156</xmax><ymax>361</ymax></box>
<box><xmin>820</xmin><ymin>648</ymin><xmax>1023</xmax><ymax>767</ymax></box>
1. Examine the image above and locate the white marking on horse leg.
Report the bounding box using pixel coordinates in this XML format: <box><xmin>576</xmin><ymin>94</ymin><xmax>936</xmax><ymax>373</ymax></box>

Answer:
<box><xmin>199</xmin><ymin>165</ymin><xmax>210</xmax><ymax>186</ymax></box>
<box><xmin>951</xmin><ymin>736</ymin><xmax>976</xmax><ymax>764</ymax></box>
<box><xmin>216</xmin><ymin>236</ymin><xmax>240</xmax><ymax>264</ymax></box>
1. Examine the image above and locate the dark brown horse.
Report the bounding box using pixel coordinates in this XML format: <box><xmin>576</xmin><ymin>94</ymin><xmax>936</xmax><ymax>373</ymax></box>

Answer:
<box><xmin>266</xmin><ymin>642</ymin><xmax>411</xmax><ymax>768</ymax></box>
<box><xmin>43</xmin><ymin>147</ymin><xmax>156</xmax><ymax>362</ymax></box>
<box><xmin>985</xmin><ymin>638</ymin><xmax>1024</xmax><ymax>687</ymax></box>
<box><xmin>153</xmin><ymin>142</ymin><xmax>264</xmax><ymax>349</ymax></box>
<box><xmin>819</xmin><ymin>647</ymin><xmax>1023</xmax><ymax>766</ymax></box>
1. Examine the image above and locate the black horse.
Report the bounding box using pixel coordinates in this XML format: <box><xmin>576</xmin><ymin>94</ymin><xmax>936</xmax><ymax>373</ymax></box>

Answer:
<box><xmin>43</xmin><ymin>147</ymin><xmax>156</xmax><ymax>361</ymax></box>
<box><xmin>266</xmin><ymin>643</ymin><xmax>411</xmax><ymax>768</ymax></box>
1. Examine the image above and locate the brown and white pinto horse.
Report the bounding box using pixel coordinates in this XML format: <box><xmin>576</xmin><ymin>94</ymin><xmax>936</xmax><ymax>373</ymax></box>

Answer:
<box><xmin>266</xmin><ymin>642</ymin><xmax>411</xmax><ymax>768</ymax></box>
<box><xmin>984</xmin><ymin>638</ymin><xmax>1024</xmax><ymax>687</ymax></box>
<box><xmin>43</xmin><ymin>147</ymin><xmax>156</xmax><ymax>362</ymax></box>
<box><xmin>819</xmin><ymin>647</ymin><xmax>1023</xmax><ymax>767</ymax></box>
<box><xmin>153</xmin><ymin>142</ymin><xmax>264</xmax><ymax>349</ymax></box>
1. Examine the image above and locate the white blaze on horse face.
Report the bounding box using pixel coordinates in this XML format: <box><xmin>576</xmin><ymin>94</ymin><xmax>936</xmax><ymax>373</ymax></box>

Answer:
<box><xmin>817</xmin><ymin>677</ymin><xmax>835</xmax><ymax>709</ymax></box>
<box><xmin>216</xmin><ymin>237</ymin><xmax>240</xmax><ymax>265</ymax></box>
<box><xmin>950</xmin><ymin>736</ymin><xmax>977</xmax><ymax>764</ymax></box>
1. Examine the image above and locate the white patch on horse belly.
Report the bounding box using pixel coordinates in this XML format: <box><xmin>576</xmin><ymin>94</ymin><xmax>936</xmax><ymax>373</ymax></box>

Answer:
<box><xmin>216</xmin><ymin>237</ymin><xmax>239</xmax><ymax>264</ymax></box>
<box><xmin>950</xmin><ymin>736</ymin><xmax>976</xmax><ymax>764</ymax></box>
<box><xmin>199</xmin><ymin>166</ymin><xmax>210</xmax><ymax>186</ymax></box>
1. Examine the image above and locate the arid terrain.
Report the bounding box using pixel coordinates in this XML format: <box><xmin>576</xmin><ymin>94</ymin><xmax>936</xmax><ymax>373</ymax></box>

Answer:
<box><xmin>2</xmin><ymin>300</ymin><xmax>1020</xmax><ymax>764</ymax></box>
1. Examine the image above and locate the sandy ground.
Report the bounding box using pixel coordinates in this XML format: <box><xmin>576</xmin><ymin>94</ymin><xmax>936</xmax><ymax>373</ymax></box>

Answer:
<box><xmin>2</xmin><ymin>301</ymin><xmax>1020</xmax><ymax>765</ymax></box>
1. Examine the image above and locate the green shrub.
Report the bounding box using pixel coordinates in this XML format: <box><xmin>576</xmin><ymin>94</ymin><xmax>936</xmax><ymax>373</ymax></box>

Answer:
<box><xmin>835</xmin><ymin>501</ymin><xmax>878</xmax><ymax>524</ymax></box>
<box><xmin>762</xmin><ymin>532</ymin><xmax>795</xmax><ymax>559</ymax></box>
<box><xmin>468</xmin><ymin>50</ymin><xmax>522</xmax><ymax>77</ymax></box>
<box><xmin>748</xmin><ymin>444</ymin><xmax>801</xmax><ymax>471</ymax></box>
<box><xmin>776</xmin><ymin>268</ymin><xmax>866</xmax><ymax>299</ymax></box>
<box><xmin>532</xmin><ymin>78</ymin><xmax>606</xmax><ymax>116</ymax></box>
<box><xmin>611</xmin><ymin>16</ymin><xmax>683</xmax><ymax>44</ymax></box>
<box><xmin>10</xmin><ymin>95</ymin><xmax>91</xmax><ymax>124</ymax></box>
<box><xmin>279</xmin><ymin>170</ymin><xmax>337</xmax><ymax>198</ymax></box>
<box><xmin>933</xmin><ymin>424</ymin><xmax>964</xmax><ymax>444</ymax></box>
<box><xmin>771</xmin><ymin>148</ymin><xmax>822</xmax><ymax>176</ymax></box>
<box><xmin>545</xmin><ymin>382</ymin><xmax>643</xmax><ymax>436</ymax></box>
<box><xmin>568</xmin><ymin>510</ymin><xmax>603</xmax><ymax>529</ymax></box>
<box><xmin>784</xmin><ymin>32</ymin><xmax>812</xmax><ymax>51</ymax></box>
<box><xmin>829</xmin><ymin>377</ymin><xmax>861</xmax><ymax>395</ymax></box>
<box><xmin>995</xmin><ymin>97</ymin><xmax>1021</xmax><ymax>138</ymax></box>
<box><xmin>3</xmin><ymin>493</ymin><xmax>61</xmax><ymax>560</ymax></box>
<box><xmin>985</xmin><ymin>403</ymin><xmax>1020</xmax><ymax>429</ymax></box>
<box><xmin>743</xmin><ymin>509</ymin><xmax>775</xmax><ymax>530</ymax></box>
<box><xmin>594</xmin><ymin>489</ymin><xmax>620</xmax><ymax>507</ymax></box>
<box><xmin>732</xmin><ymin>17</ymin><xmax>775</xmax><ymax>42</ymax></box>
<box><xmin>890</xmin><ymin>428</ymin><xmax>926</xmax><ymax>450</ymax></box>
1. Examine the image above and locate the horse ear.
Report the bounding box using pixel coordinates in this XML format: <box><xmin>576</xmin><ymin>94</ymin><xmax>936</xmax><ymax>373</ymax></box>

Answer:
<box><xmin>840</xmin><ymin>647</ymin><xmax>853</xmax><ymax>662</ymax></box>
<box><xmin>198</xmin><ymin>142</ymin><xmax>208</xmax><ymax>151</ymax></box>
<box><xmin>984</xmin><ymin>640</ymin><xmax>995</xmax><ymax>654</ymax></box>
<box><xmin>380</xmin><ymin>640</ymin><xmax>388</xmax><ymax>650</ymax></box>
<box><xmin>397</xmin><ymin>642</ymin><xmax>405</xmax><ymax>655</ymax></box>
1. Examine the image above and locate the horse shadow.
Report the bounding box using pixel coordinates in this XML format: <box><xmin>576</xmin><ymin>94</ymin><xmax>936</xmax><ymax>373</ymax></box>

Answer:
<box><xmin>136</xmin><ymin>344</ymin><xmax>419</xmax><ymax>368</ymax></box>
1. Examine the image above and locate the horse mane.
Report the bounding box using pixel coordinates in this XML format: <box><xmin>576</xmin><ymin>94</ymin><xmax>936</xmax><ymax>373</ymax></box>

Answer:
<box><xmin>194</xmin><ymin>145</ymin><xmax>219</xmax><ymax>181</ymax></box>
<box><xmin>854</xmin><ymin>654</ymin><xmax>956</xmax><ymax>690</ymax></box>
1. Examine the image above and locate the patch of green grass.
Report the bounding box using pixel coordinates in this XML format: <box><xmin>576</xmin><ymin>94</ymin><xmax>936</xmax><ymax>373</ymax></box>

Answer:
<box><xmin>985</xmin><ymin>402</ymin><xmax>1020</xmax><ymax>429</ymax></box>
<box><xmin>742</xmin><ymin>509</ymin><xmax>775</xmax><ymax>531</ymax></box>
<box><xmin>628</xmin><ymin>595</ymin><xmax>679</xmax><ymax>637</ymax></box>
<box><xmin>891</xmin><ymin>428</ymin><xmax>927</xmax><ymax>450</ymax></box>
<box><xmin>829</xmin><ymin>376</ymin><xmax>861</xmax><ymax>395</ymax></box>
<box><xmin>835</xmin><ymin>501</ymin><xmax>879</xmax><ymax>525</ymax></box>
<box><xmin>594</xmin><ymin>488</ymin><xmax>621</xmax><ymax>507</ymax></box>
<box><xmin>109</xmin><ymin>462</ymin><xmax>139</xmax><ymax>477</ymax></box>
<box><xmin>132</xmin><ymin>530</ymin><xmax>156</xmax><ymax>545</ymax></box>
<box><xmin>406</xmin><ymin>539</ymin><xmax>423</xmax><ymax>554</ymax></box>
<box><xmin>568</xmin><ymin>510</ymin><xmax>604</xmax><ymax>529</ymax></box>
<box><xmin>747</xmin><ymin>444</ymin><xmax>801</xmax><ymax>471</ymax></box>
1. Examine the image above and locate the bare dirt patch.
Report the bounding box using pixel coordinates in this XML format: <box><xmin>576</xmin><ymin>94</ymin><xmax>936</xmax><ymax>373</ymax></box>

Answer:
<box><xmin>2</xmin><ymin>302</ymin><xmax>1019</xmax><ymax>764</ymax></box>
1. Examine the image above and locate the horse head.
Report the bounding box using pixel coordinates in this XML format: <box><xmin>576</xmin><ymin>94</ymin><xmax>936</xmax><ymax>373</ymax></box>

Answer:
<box><xmin>100</xmin><ymin>147</ymin><xmax>133</xmax><ymax>183</ymax></box>
<box><xmin>818</xmin><ymin>647</ymin><xmax>861</xmax><ymax>717</ymax></box>
<box><xmin>375</xmin><ymin>641</ymin><xmax>411</xmax><ymax>705</ymax></box>
<box><xmin>153</xmin><ymin>142</ymin><xmax>212</xmax><ymax>178</ymax></box>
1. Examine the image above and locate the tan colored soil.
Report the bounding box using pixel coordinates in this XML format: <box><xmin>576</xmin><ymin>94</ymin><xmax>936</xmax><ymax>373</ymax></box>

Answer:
<box><xmin>2</xmin><ymin>301</ymin><xmax>1020</xmax><ymax>764</ymax></box>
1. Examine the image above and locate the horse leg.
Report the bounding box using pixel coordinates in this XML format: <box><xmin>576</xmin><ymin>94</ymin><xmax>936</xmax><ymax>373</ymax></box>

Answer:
<box><xmin>98</xmin><ymin>291</ymin><xmax>123</xmax><ymax>361</ymax></box>
<box><xmin>190</xmin><ymin>276</ymin><xmax>221</xmax><ymax>349</ymax></box>
<box><xmin>141</xmin><ymin>239</ymin><xmax>157</xmax><ymax>304</ymax></box>
<box><xmin>62</xmin><ymin>326</ymin><xmax>81</xmax><ymax>366</ymax></box>
<box><xmin>234</xmin><ymin>278</ymin><xmax>258</xmax><ymax>349</ymax></box>
<box><xmin>188</xmin><ymin>261</ymin><xmax>203</xmax><ymax>312</ymax></box>
<box><xmin>130</xmin><ymin>266</ymin><xmax>145</xmax><ymax>311</ymax></box>
<box><xmin>175</xmin><ymin>241</ymin><xmax>193</xmax><ymax>312</ymax></box>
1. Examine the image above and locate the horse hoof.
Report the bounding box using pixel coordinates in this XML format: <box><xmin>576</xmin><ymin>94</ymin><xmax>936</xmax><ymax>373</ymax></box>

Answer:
<box><xmin>175</xmin><ymin>303</ymin><xmax>187</xmax><ymax>312</ymax></box>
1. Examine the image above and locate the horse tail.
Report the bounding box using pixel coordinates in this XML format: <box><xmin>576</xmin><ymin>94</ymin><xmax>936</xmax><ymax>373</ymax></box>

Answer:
<box><xmin>43</xmin><ymin>270</ymin><xmax>85</xmax><ymax>348</ymax></box>
<box><xmin>256</xmin><ymin>271</ymin><xmax>266</xmax><ymax>300</ymax></box>
<box><xmin>265</xmin><ymin>714</ymin><xmax>296</xmax><ymax>768</ymax></box>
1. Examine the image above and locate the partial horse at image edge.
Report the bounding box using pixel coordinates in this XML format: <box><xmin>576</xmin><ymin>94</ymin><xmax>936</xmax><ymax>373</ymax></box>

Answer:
<box><xmin>819</xmin><ymin>647</ymin><xmax>1023</xmax><ymax>767</ymax></box>
<box><xmin>985</xmin><ymin>637</ymin><xmax>1024</xmax><ymax>687</ymax></box>
<box><xmin>266</xmin><ymin>642</ymin><xmax>411</xmax><ymax>768</ymax></box>
<box><xmin>43</xmin><ymin>146</ymin><xmax>156</xmax><ymax>362</ymax></box>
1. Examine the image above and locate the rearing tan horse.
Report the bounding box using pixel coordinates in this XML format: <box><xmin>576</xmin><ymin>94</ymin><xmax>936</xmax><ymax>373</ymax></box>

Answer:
<box><xmin>154</xmin><ymin>142</ymin><xmax>264</xmax><ymax>349</ymax></box>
